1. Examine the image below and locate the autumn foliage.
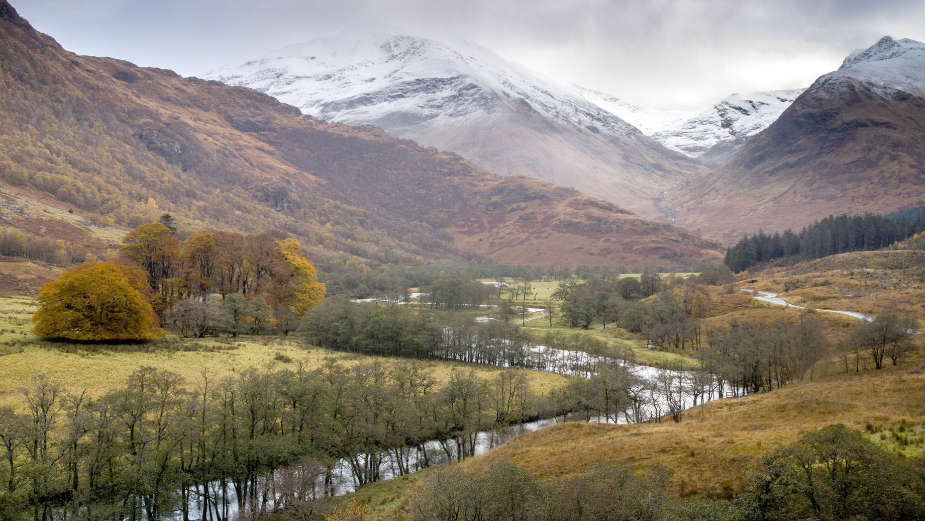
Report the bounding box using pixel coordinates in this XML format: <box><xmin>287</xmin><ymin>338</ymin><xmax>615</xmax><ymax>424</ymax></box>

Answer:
<box><xmin>31</xmin><ymin>220</ymin><xmax>325</xmax><ymax>342</ymax></box>
<box><xmin>119</xmin><ymin>222</ymin><xmax>326</xmax><ymax>333</ymax></box>
<box><xmin>33</xmin><ymin>261</ymin><xmax>162</xmax><ymax>341</ymax></box>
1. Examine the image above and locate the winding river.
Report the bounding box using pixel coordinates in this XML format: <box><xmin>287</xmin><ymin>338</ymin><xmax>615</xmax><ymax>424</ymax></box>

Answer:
<box><xmin>162</xmin><ymin>290</ymin><xmax>908</xmax><ymax>519</ymax></box>
<box><xmin>165</xmin><ymin>347</ymin><xmax>712</xmax><ymax>520</ymax></box>
<box><xmin>742</xmin><ymin>289</ymin><xmax>874</xmax><ymax>321</ymax></box>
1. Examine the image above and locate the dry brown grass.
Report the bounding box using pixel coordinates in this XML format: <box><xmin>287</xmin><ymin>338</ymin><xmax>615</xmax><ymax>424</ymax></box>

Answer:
<box><xmin>739</xmin><ymin>250</ymin><xmax>925</xmax><ymax>328</ymax></box>
<box><xmin>355</xmin><ymin>349</ymin><xmax>924</xmax><ymax>519</ymax></box>
<box><xmin>0</xmin><ymin>258</ymin><xmax>63</xmax><ymax>294</ymax></box>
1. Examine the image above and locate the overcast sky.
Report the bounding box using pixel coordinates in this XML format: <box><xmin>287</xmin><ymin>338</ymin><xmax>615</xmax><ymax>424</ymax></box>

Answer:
<box><xmin>13</xmin><ymin>0</ymin><xmax>925</xmax><ymax>109</ymax></box>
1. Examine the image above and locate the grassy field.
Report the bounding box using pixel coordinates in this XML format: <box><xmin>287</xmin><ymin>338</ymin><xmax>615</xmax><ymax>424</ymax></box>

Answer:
<box><xmin>0</xmin><ymin>296</ymin><xmax>568</xmax><ymax>408</ymax></box>
<box><xmin>344</xmin><ymin>347</ymin><xmax>925</xmax><ymax>519</ymax></box>
<box><xmin>0</xmin><ymin>259</ymin><xmax>63</xmax><ymax>295</ymax></box>
<box><xmin>520</xmin><ymin>317</ymin><xmax>700</xmax><ymax>369</ymax></box>
<box><xmin>341</xmin><ymin>254</ymin><xmax>925</xmax><ymax>519</ymax></box>
<box><xmin>488</xmin><ymin>279</ymin><xmax>562</xmax><ymax>302</ymax></box>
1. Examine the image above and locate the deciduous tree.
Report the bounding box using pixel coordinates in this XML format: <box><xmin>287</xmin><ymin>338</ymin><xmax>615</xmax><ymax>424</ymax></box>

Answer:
<box><xmin>33</xmin><ymin>262</ymin><xmax>162</xmax><ymax>341</ymax></box>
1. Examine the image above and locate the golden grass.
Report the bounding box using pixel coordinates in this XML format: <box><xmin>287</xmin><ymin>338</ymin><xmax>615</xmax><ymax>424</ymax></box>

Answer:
<box><xmin>740</xmin><ymin>250</ymin><xmax>925</xmax><ymax>328</ymax></box>
<box><xmin>348</xmin><ymin>260</ymin><xmax>925</xmax><ymax>518</ymax></box>
<box><xmin>493</xmin><ymin>274</ymin><xmax>699</xmax><ymax>304</ymax></box>
<box><xmin>492</xmin><ymin>279</ymin><xmax>562</xmax><ymax>302</ymax></box>
<box><xmin>353</xmin><ymin>349</ymin><xmax>925</xmax><ymax>519</ymax></box>
<box><xmin>0</xmin><ymin>296</ymin><xmax>567</xmax><ymax>409</ymax></box>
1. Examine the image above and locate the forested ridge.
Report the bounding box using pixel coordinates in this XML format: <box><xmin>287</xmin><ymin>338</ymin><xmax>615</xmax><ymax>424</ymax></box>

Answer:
<box><xmin>724</xmin><ymin>207</ymin><xmax>925</xmax><ymax>272</ymax></box>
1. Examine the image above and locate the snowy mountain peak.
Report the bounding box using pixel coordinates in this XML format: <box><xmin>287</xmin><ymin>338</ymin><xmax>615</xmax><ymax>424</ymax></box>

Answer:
<box><xmin>830</xmin><ymin>35</ymin><xmax>925</xmax><ymax>95</ymax></box>
<box><xmin>205</xmin><ymin>33</ymin><xmax>704</xmax><ymax>219</ymax></box>
<box><xmin>208</xmin><ymin>33</ymin><xmax>642</xmax><ymax>138</ymax></box>
<box><xmin>840</xmin><ymin>36</ymin><xmax>920</xmax><ymax>69</ymax></box>
<box><xmin>644</xmin><ymin>89</ymin><xmax>805</xmax><ymax>157</ymax></box>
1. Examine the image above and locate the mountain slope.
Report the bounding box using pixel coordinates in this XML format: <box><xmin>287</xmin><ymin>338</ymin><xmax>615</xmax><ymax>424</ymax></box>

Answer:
<box><xmin>652</xmin><ymin>89</ymin><xmax>805</xmax><ymax>159</ymax></box>
<box><xmin>208</xmin><ymin>34</ymin><xmax>704</xmax><ymax>218</ymax></box>
<box><xmin>574</xmin><ymin>86</ymin><xmax>804</xmax><ymax>162</ymax></box>
<box><xmin>0</xmin><ymin>1</ymin><xmax>721</xmax><ymax>270</ymax></box>
<box><xmin>671</xmin><ymin>36</ymin><xmax>925</xmax><ymax>243</ymax></box>
<box><xmin>572</xmin><ymin>86</ymin><xmax>694</xmax><ymax>136</ymax></box>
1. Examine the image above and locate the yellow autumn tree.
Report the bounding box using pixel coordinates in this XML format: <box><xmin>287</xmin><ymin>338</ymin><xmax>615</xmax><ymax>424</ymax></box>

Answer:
<box><xmin>33</xmin><ymin>261</ymin><xmax>162</xmax><ymax>341</ymax></box>
<box><xmin>276</xmin><ymin>237</ymin><xmax>326</xmax><ymax>317</ymax></box>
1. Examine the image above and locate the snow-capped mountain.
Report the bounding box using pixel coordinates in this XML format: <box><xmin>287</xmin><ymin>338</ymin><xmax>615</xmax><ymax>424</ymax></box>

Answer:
<box><xmin>650</xmin><ymin>89</ymin><xmax>805</xmax><ymax>157</ymax></box>
<box><xmin>586</xmin><ymin>36</ymin><xmax>922</xmax><ymax>160</ymax></box>
<box><xmin>212</xmin><ymin>35</ymin><xmax>643</xmax><ymax>137</ymax></box>
<box><xmin>207</xmin><ymin>34</ymin><xmax>702</xmax><ymax>218</ymax></box>
<box><xmin>671</xmin><ymin>36</ymin><xmax>925</xmax><ymax>243</ymax></box>
<box><xmin>829</xmin><ymin>35</ymin><xmax>924</xmax><ymax>95</ymax></box>
<box><xmin>574</xmin><ymin>85</ymin><xmax>806</xmax><ymax>158</ymax></box>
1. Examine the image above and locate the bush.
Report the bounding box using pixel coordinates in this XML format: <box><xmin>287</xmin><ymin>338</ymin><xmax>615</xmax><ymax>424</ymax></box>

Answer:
<box><xmin>411</xmin><ymin>462</ymin><xmax>542</xmax><ymax>521</ymax></box>
<box><xmin>410</xmin><ymin>460</ymin><xmax>670</xmax><ymax>521</ymax></box>
<box><xmin>736</xmin><ymin>424</ymin><xmax>925</xmax><ymax>520</ymax></box>
<box><xmin>545</xmin><ymin>462</ymin><xmax>670</xmax><ymax>521</ymax></box>
<box><xmin>695</xmin><ymin>264</ymin><xmax>734</xmax><ymax>286</ymax></box>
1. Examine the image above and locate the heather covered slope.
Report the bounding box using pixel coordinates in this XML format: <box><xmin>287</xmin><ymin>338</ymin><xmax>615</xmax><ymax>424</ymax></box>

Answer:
<box><xmin>0</xmin><ymin>1</ymin><xmax>721</xmax><ymax>269</ymax></box>
<box><xmin>672</xmin><ymin>37</ymin><xmax>925</xmax><ymax>243</ymax></box>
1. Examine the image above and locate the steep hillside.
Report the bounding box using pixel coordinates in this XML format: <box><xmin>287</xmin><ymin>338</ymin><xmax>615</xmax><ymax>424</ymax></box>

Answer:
<box><xmin>672</xmin><ymin>36</ymin><xmax>925</xmax><ymax>243</ymax></box>
<box><xmin>0</xmin><ymin>1</ymin><xmax>721</xmax><ymax>270</ymax></box>
<box><xmin>208</xmin><ymin>34</ymin><xmax>704</xmax><ymax>218</ymax></box>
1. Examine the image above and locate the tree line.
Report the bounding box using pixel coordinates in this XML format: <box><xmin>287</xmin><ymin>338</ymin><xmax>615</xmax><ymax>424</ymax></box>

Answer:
<box><xmin>0</xmin><ymin>362</ymin><xmax>555</xmax><ymax>521</ymax></box>
<box><xmin>425</xmin><ymin>277</ymin><xmax>494</xmax><ymax>310</ymax></box>
<box><xmin>724</xmin><ymin>207</ymin><xmax>925</xmax><ymax>272</ymax></box>
<box><xmin>320</xmin><ymin>260</ymin><xmax>711</xmax><ymax>300</ymax></box>
<box><xmin>0</xmin><ymin>228</ymin><xmax>90</xmax><ymax>267</ymax></box>
<box><xmin>301</xmin><ymin>299</ymin><xmax>726</xmax><ymax>424</ymax></box>
<box><xmin>32</xmin><ymin>218</ymin><xmax>326</xmax><ymax>341</ymax></box>
<box><xmin>696</xmin><ymin>316</ymin><xmax>828</xmax><ymax>396</ymax></box>
<box><xmin>302</xmin><ymin>299</ymin><xmax>555</xmax><ymax>371</ymax></box>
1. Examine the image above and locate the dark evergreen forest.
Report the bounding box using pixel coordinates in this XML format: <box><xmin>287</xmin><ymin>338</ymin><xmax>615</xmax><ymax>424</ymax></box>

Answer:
<box><xmin>724</xmin><ymin>207</ymin><xmax>925</xmax><ymax>272</ymax></box>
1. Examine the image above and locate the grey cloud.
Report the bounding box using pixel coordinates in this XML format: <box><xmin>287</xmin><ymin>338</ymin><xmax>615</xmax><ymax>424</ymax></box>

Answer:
<box><xmin>13</xmin><ymin>0</ymin><xmax>925</xmax><ymax>109</ymax></box>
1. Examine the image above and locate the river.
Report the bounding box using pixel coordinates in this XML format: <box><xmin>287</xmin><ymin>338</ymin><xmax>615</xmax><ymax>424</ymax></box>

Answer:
<box><xmin>164</xmin><ymin>345</ymin><xmax>714</xmax><ymax>520</ymax></box>
<box><xmin>742</xmin><ymin>289</ymin><xmax>874</xmax><ymax>321</ymax></box>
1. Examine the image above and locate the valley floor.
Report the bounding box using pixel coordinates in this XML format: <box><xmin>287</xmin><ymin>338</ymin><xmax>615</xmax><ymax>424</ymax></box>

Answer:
<box><xmin>344</xmin><ymin>347</ymin><xmax>924</xmax><ymax>519</ymax></box>
<box><xmin>0</xmin><ymin>295</ymin><xmax>567</xmax><ymax>408</ymax></box>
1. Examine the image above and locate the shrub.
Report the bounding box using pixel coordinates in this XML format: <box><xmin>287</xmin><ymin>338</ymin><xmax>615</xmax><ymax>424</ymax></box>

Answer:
<box><xmin>737</xmin><ymin>424</ymin><xmax>925</xmax><ymax>520</ymax></box>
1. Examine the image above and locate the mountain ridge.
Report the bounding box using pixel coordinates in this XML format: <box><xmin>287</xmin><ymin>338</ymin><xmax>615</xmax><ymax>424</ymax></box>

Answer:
<box><xmin>670</xmin><ymin>36</ymin><xmax>925</xmax><ymax>243</ymax></box>
<box><xmin>208</xmin><ymin>33</ymin><xmax>704</xmax><ymax>218</ymax></box>
<box><xmin>0</xmin><ymin>1</ymin><xmax>722</xmax><ymax>269</ymax></box>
